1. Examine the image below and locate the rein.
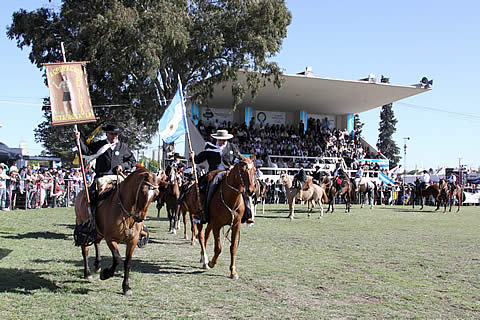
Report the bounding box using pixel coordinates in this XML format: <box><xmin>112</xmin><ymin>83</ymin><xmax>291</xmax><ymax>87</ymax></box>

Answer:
<box><xmin>117</xmin><ymin>176</ymin><xmax>159</xmax><ymax>224</ymax></box>
<box><xmin>220</xmin><ymin>161</ymin><xmax>251</xmax><ymax>225</ymax></box>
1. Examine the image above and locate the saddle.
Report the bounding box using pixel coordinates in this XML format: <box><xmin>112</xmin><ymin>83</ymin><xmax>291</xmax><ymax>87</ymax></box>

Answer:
<box><xmin>207</xmin><ymin>169</ymin><xmax>226</xmax><ymax>183</ymax></box>
<box><xmin>302</xmin><ymin>177</ymin><xmax>313</xmax><ymax>191</ymax></box>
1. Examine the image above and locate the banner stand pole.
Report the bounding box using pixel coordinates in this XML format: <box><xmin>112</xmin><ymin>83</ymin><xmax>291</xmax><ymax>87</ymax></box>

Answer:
<box><xmin>60</xmin><ymin>42</ymin><xmax>94</xmax><ymax>221</ymax></box>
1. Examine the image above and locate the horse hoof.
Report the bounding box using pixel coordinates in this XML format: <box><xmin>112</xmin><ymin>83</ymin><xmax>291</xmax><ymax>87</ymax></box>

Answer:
<box><xmin>85</xmin><ymin>275</ymin><xmax>93</xmax><ymax>281</ymax></box>
<box><xmin>230</xmin><ymin>273</ymin><xmax>239</xmax><ymax>280</ymax></box>
<box><xmin>100</xmin><ymin>269</ymin><xmax>109</xmax><ymax>280</ymax></box>
<box><xmin>123</xmin><ymin>289</ymin><xmax>132</xmax><ymax>296</ymax></box>
<box><xmin>202</xmin><ymin>263</ymin><xmax>210</xmax><ymax>270</ymax></box>
<box><xmin>208</xmin><ymin>261</ymin><xmax>215</xmax><ymax>269</ymax></box>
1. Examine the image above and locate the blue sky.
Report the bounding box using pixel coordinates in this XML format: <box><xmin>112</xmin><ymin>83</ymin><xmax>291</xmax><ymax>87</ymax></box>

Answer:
<box><xmin>1</xmin><ymin>1</ymin><xmax>479</xmax><ymax>170</ymax></box>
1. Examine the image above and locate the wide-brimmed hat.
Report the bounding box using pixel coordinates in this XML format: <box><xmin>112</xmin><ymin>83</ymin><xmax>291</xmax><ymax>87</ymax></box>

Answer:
<box><xmin>210</xmin><ymin>129</ymin><xmax>233</xmax><ymax>140</ymax></box>
<box><xmin>103</xmin><ymin>123</ymin><xmax>122</xmax><ymax>134</ymax></box>
<box><xmin>169</xmin><ymin>152</ymin><xmax>184</xmax><ymax>160</ymax></box>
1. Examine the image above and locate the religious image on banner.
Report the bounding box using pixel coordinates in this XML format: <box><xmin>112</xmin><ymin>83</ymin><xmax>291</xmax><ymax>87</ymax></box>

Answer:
<box><xmin>45</xmin><ymin>62</ymin><xmax>96</xmax><ymax>126</ymax></box>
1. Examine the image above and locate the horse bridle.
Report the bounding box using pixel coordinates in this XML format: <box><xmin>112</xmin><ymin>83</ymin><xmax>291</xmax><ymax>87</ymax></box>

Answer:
<box><xmin>220</xmin><ymin>160</ymin><xmax>254</xmax><ymax>220</ymax></box>
<box><xmin>117</xmin><ymin>177</ymin><xmax>159</xmax><ymax>223</ymax></box>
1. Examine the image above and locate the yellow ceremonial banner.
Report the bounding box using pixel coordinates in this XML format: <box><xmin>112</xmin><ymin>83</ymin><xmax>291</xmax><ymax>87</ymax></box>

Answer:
<box><xmin>44</xmin><ymin>62</ymin><xmax>96</xmax><ymax>126</ymax></box>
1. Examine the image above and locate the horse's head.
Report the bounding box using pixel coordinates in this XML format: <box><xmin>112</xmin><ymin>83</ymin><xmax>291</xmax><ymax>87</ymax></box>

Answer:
<box><xmin>120</xmin><ymin>168</ymin><xmax>163</xmax><ymax>222</ymax></box>
<box><xmin>234</xmin><ymin>153</ymin><xmax>256</xmax><ymax>197</ymax></box>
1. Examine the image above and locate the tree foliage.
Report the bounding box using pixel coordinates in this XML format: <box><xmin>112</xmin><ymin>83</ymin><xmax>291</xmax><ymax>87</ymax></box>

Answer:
<box><xmin>377</xmin><ymin>76</ymin><xmax>400</xmax><ymax>168</ymax></box>
<box><xmin>7</xmin><ymin>0</ymin><xmax>291</xmax><ymax>158</ymax></box>
<box><xmin>353</xmin><ymin>114</ymin><xmax>364</xmax><ymax>135</ymax></box>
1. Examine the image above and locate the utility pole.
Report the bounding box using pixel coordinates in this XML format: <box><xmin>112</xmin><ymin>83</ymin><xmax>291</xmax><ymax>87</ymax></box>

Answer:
<box><xmin>458</xmin><ymin>157</ymin><xmax>462</xmax><ymax>186</ymax></box>
<box><xmin>403</xmin><ymin>137</ymin><xmax>410</xmax><ymax>205</ymax></box>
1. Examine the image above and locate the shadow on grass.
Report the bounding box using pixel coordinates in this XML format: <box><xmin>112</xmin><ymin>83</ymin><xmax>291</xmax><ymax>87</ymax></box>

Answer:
<box><xmin>146</xmin><ymin>217</ymin><xmax>169</xmax><ymax>222</ymax></box>
<box><xmin>54</xmin><ymin>223</ymin><xmax>75</xmax><ymax>230</ymax></box>
<box><xmin>394</xmin><ymin>208</ymin><xmax>438</xmax><ymax>213</ymax></box>
<box><xmin>0</xmin><ymin>248</ymin><xmax>12</xmax><ymax>260</ymax></box>
<box><xmin>1</xmin><ymin>231</ymin><xmax>69</xmax><ymax>240</ymax></box>
<box><xmin>0</xmin><ymin>267</ymin><xmax>59</xmax><ymax>294</ymax></box>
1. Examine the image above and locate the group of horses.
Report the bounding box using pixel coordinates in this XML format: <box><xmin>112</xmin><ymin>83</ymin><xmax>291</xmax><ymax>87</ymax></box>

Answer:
<box><xmin>275</xmin><ymin>173</ymin><xmax>466</xmax><ymax>219</ymax></box>
<box><xmin>410</xmin><ymin>178</ymin><xmax>465</xmax><ymax>213</ymax></box>
<box><xmin>73</xmin><ymin>160</ymin><xmax>465</xmax><ymax>295</ymax></box>
<box><xmin>74</xmin><ymin>153</ymin><xmax>257</xmax><ymax>294</ymax></box>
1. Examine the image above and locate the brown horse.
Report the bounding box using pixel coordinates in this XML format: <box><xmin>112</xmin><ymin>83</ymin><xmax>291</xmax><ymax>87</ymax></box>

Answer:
<box><xmin>252</xmin><ymin>175</ymin><xmax>267</xmax><ymax>217</ymax></box>
<box><xmin>449</xmin><ymin>185</ymin><xmax>465</xmax><ymax>213</ymax></box>
<box><xmin>75</xmin><ymin>168</ymin><xmax>164</xmax><ymax>295</ymax></box>
<box><xmin>339</xmin><ymin>178</ymin><xmax>355</xmax><ymax>213</ymax></box>
<box><xmin>165</xmin><ymin>171</ymin><xmax>182</xmax><ymax>234</ymax></box>
<box><xmin>322</xmin><ymin>176</ymin><xmax>338</xmax><ymax>213</ymax></box>
<box><xmin>197</xmin><ymin>154</ymin><xmax>256</xmax><ymax>279</ymax></box>
<box><xmin>418</xmin><ymin>183</ymin><xmax>447</xmax><ymax>211</ymax></box>
<box><xmin>176</xmin><ymin>181</ymin><xmax>202</xmax><ymax>245</ymax></box>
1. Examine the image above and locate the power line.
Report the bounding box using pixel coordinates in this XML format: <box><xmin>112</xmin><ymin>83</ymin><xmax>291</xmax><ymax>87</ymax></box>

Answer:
<box><xmin>397</xmin><ymin>102</ymin><xmax>480</xmax><ymax>121</ymax></box>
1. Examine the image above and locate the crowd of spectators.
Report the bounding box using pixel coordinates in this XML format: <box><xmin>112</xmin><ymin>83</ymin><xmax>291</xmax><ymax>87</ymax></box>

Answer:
<box><xmin>0</xmin><ymin>161</ymin><xmax>89</xmax><ymax>211</ymax></box>
<box><xmin>196</xmin><ymin>116</ymin><xmax>384</xmax><ymax>171</ymax></box>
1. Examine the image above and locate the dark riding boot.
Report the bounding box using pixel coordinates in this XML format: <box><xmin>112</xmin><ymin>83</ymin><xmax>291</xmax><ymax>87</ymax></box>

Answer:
<box><xmin>88</xmin><ymin>184</ymin><xmax>97</xmax><ymax>211</ymax></box>
<box><xmin>242</xmin><ymin>194</ymin><xmax>255</xmax><ymax>225</ymax></box>
<box><xmin>200</xmin><ymin>175</ymin><xmax>221</xmax><ymax>224</ymax></box>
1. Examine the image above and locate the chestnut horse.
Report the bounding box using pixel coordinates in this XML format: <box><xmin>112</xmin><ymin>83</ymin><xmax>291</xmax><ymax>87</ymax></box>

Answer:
<box><xmin>197</xmin><ymin>154</ymin><xmax>256</xmax><ymax>279</ymax></box>
<box><xmin>74</xmin><ymin>168</ymin><xmax>163</xmax><ymax>295</ymax></box>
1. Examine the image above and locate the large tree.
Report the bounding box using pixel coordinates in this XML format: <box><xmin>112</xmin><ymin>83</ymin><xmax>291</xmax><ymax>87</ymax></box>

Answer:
<box><xmin>376</xmin><ymin>76</ymin><xmax>400</xmax><ymax>168</ymax></box>
<box><xmin>7</xmin><ymin>0</ymin><xmax>291</xmax><ymax>160</ymax></box>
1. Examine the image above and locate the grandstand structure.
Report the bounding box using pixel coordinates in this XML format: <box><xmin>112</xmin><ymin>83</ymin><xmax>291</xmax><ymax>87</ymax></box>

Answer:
<box><xmin>184</xmin><ymin>68</ymin><xmax>431</xmax><ymax>182</ymax></box>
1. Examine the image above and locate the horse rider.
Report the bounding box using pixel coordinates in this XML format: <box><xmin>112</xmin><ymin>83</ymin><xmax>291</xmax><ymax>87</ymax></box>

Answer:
<box><xmin>76</xmin><ymin>123</ymin><xmax>136</xmax><ymax>208</ymax></box>
<box><xmin>312</xmin><ymin>164</ymin><xmax>325</xmax><ymax>184</ymax></box>
<box><xmin>420</xmin><ymin>170</ymin><xmax>430</xmax><ymax>190</ymax></box>
<box><xmin>354</xmin><ymin>165</ymin><xmax>364</xmax><ymax>192</ymax></box>
<box><xmin>332</xmin><ymin>163</ymin><xmax>346</xmax><ymax>191</ymax></box>
<box><xmin>189</xmin><ymin>129</ymin><xmax>254</xmax><ymax>225</ymax></box>
<box><xmin>292</xmin><ymin>164</ymin><xmax>307</xmax><ymax>197</ymax></box>
<box><xmin>165</xmin><ymin>153</ymin><xmax>185</xmax><ymax>182</ymax></box>
<box><xmin>447</xmin><ymin>173</ymin><xmax>457</xmax><ymax>194</ymax></box>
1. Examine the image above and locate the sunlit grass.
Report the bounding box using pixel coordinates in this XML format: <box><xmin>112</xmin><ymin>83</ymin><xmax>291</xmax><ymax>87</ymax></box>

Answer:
<box><xmin>0</xmin><ymin>204</ymin><xmax>478</xmax><ymax>319</ymax></box>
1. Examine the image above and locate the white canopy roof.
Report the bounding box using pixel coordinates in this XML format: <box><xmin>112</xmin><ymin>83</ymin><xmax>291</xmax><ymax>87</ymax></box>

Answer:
<box><xmin>206</xmin><ymin>72</ymin><xmax>431</xmax><ymax>115</ymax></box>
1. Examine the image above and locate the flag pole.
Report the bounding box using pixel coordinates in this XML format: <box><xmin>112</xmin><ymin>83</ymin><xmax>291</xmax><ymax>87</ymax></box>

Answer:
<box><xmin>177</xmin><ymin>75</ymin><xmax>201</xmax><ymax>202</ymax></box>
<box><xmin>61</xmin><ymin>42</ymin><xmax>93</xmax><ymax>214</ymax></box>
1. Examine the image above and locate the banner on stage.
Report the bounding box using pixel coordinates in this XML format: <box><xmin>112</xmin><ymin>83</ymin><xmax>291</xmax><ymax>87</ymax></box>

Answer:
<box><xmin>45</xmin><ymin>62</ymin><xmax>95</xmax><ymax>126</ymax></box>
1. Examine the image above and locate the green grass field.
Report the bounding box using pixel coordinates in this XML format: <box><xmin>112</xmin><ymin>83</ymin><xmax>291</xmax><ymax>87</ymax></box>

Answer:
<box><xmin>0</xmin><ymin>203</ymin><xmax>479</xmax><ymax>319</ymax></box>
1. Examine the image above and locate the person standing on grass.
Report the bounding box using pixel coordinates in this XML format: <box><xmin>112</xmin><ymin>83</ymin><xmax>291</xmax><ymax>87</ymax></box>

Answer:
<box><xmin>0</xmin><ymin>164</ymin><xmax>11</xmax><ymax>211</ymax></box>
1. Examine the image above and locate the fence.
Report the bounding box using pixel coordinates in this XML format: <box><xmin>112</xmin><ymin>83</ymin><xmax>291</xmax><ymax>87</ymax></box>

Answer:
<box><xmin>3</xmin><ymin>178</ymin><xmax>85</xmax><ymax>211</ymax></box>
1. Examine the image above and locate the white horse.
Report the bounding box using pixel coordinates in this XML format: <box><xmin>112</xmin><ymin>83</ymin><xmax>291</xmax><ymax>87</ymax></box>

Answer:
<box><xmin>356</xmin><ymin>177</ymin><xmax>376</xmax><ymax>209</ymax></box>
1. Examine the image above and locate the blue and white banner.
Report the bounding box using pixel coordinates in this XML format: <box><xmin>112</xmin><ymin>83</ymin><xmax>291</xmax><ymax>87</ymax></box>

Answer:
<box><xmin>378</xmin><ymin>171</ymin><xmax>395</xmax><ymax>186</ymax></box>
<box><xmin>358</xmin><ymin>158</ymin><xmax>390</xmax><ymax>169</ymax></box>
<box><xmin>159</xmin><ymin>84</ymin><xmax>188</xmax><ymax>144</ymax></box>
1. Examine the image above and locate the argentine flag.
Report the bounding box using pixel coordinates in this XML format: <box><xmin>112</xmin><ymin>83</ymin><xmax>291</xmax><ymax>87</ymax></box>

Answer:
<box><xmin>378</xmin><ymin>171</ymin><xmax>395</xmax><ymax>186</ymax></box>
<box><xmin>159</xmin><ymin>85</ymin><xmax>188</xmax><ymax>144</ymax></box>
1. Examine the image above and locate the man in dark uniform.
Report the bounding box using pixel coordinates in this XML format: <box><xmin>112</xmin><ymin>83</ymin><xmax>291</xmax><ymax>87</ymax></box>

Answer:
<box><xmin>332</xmin><ymin>162</ymin><xmax>346</xmax><ymax>191</ymax></box>
<box><xmin>165</xmin><ymin>153</ymin><xmax>185</xmax><ymax>181</ymax></box>
<box><xmin>76</xmin><ymin>123</ymin><xmax>136</xmax><ymax>206</ymax></box>
<box><xmin>189</xmin><ymin>129</ymin><xmax>254</xmax><ymax>225</ymax></box>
